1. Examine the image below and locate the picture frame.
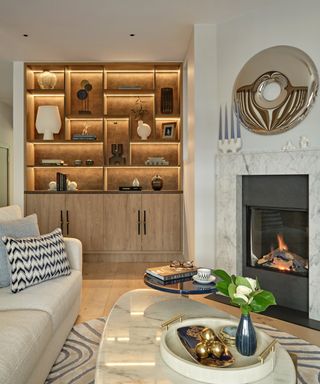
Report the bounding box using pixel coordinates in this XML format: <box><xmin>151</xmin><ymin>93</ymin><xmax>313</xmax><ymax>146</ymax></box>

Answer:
<box><xmin>162</xmin><ymin>122</ymin><xmax>176</xmax><ymax>139</ymax></box>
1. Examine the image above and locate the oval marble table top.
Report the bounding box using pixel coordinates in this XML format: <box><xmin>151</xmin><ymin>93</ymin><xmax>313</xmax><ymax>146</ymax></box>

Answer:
<box><xmin>95</xmin><ymin>289</ymin><xmax>299</xmax><ymax>384</ymax></box>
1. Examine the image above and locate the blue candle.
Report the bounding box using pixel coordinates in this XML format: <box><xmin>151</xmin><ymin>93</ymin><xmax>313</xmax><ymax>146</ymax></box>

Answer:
<box><xmin>219</xmin><ymin>106</ymin><xmax>222</xmax><ymax>140</ymax></box>
<box><xmin>224</xmin><ymin>104</ymin><xmax>228</xmax><ymax>140</ymax></box>
<box><xmin>230</xmin><ymin>103</ymin><xmax>235</xmax><ymax>139</ymax></box>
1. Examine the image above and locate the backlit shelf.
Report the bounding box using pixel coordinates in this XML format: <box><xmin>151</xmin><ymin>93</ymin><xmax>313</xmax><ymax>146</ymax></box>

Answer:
<box><xmin>28</xmin><ymin>165</ymin><xmax>103</xmax><ymax>169</ymax></box>
<box><xmin>27</xmin><ymin>140</ymin><xmax>103</xmax><ymax>145</ymax></box>
<box><xmin>27</xmin><ymin>89</ymin><xmax>65</xmax><ymax>95</ymax></box>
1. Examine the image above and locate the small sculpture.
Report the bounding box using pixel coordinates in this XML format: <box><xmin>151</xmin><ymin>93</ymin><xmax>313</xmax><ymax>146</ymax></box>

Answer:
<box><xmin>299</xmin><ymin>136</ymin><xmax>310</xmax><ymax>149</ymax></box>
<box><xmin>131</xmin><ymin>97</ymin><xmax>151</xmax><ymax>140</ymax></box>
<box><xmin>151</xmin><ymin>175</ymin><xmax>163</xmax><ymax>191</ymax></box>
<box><xmin>48</xmin><ymin>181</ymin><xmax>57</xmax><ymax>191</ymax></box>
<box><xmin>132</xmin><ymin>178</ymin><xmax>140</xmax><ymax>187</ymax></box>
<box><xmin>77</xmin><ymin>80</ymin><xmax>93</xmax><ymax>114</ymax></box>
<box><xmin>109</xmin><ymin>144</ymin><xmax>126</xmax><ymax>165</ymax></box>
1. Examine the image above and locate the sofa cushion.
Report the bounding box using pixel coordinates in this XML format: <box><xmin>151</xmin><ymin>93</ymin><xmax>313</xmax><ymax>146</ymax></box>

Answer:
<box><xmin>0</xmin><ymin>205</ymin><xmax>22</xmax><ymax>222</ymax></box>
<box><xmin>0</xmin><ymin>310</ymin><xmax>52</xmax><ymax>384</ymax></box>
<box><xmin>0</xmin><ymin>270</ymin><xmax>81</xmax><ymax>332</ymax></box>
<box><xmin>3</xmin><ymin>228</ymin><xmax>71</xmax><ymax>293</ymax></box>
<box><xmin>0</xmin><ymin>214</ymin><xmax>40</xmax><ymax>288</ymax></box>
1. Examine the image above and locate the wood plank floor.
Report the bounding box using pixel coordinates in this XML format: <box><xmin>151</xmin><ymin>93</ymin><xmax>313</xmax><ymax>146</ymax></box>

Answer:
<box><xmin>78</xmin><ymin>262</ymin><xmax>320</xmax><ymax>347</ymax></box>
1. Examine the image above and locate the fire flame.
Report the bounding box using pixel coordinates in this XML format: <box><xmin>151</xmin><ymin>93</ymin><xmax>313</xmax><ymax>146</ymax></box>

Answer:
<box><xmin>277</xmin><ymin>234</ymin><xmax>288</xmax><ymax>251</ymax></box>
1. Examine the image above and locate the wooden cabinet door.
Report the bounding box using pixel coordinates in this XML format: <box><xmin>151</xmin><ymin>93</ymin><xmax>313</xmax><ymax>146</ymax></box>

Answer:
<box><xmin>65</xmin><ymin>194</ymin><xmax>104</xmax><ymax>251</ymax></box>
<box><xmin>26</xmin><ymin>194</ymin><xmax>65</xmax><ymax>235</ymax></box>
<box><xmin>103</xmin><ymin>194</ymin><xmax>141</xmax><ymax>251</ymax></box>
<box><xmin>141</xmin><ymin>194</ymin><xmax>182</xmax><ymax>251</ymax></box>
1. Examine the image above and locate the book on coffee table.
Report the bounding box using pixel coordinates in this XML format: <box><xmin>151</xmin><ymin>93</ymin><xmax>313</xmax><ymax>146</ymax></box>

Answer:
<box><xmin>146</xmin><ymin>265</ymin><xmax>197</xmax><ymax>281</ymax></box>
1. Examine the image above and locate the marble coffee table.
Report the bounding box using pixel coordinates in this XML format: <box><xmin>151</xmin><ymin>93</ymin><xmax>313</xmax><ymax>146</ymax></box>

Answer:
<box><xmin>95</xmin><ymin>289</ymin><xmax>295</xmax><ymax>384</ymax></box>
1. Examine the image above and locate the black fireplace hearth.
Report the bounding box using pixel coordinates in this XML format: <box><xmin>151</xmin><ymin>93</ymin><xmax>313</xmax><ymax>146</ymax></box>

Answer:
<box><xmin>242</xmin><ymin>175</ymin><xmax>308</xmax><ymax>313</ymax></box>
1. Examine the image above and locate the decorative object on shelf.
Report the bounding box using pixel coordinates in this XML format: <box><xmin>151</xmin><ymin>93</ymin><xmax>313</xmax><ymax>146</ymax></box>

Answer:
<box><xmin>233</xmin><ymin>45</ymin><xmax>319</xmax><ymax>135</ymax></box>
<box><xmin>131</xmin><ymin>97</ymin><xmax>147</xmax><ymax>120</ymax></box>
<box><xmin>161</xmin><ymin>87</ymin><xmax>174</xmax><ymax>114</ymax></box>
<box><xmin>72</xmin><ymin>122</ymin><xmax>97</xmax><ymax>141</ymax></box>
<box><xmin>137</xmin><ymin>120</ymin><xmax>151</xmax><ymax>140</ymax></box>
<box><xmin>218</xmin><ymin>105</ymin><xmax>242</xmax><ymax>153</ymax></box>
<box><xmin>151</xmin><ymin>174</ymin><xmax>163</xmax><ymax>191</ymax></box>
<box><xmin>48</xmin><ymin>181</ymin><xmax>57</xmax><ymax>191</ymax></box>
<box><xmin>131</xmin><ymin>97</ymin><xmax>151</xmax><ymax>140</ymax></box>
<box><xmin>67</xmin><ymin>180</ymin><xmax>78</xmax><ymax>191</ymax></box>
<box><xmin>119</xmin><ymin>186</ymin><xmax>142</xmax><ymax>191</ymax></box>
<box><xmin>132</xmin><ymin>178</ymin><xmax>140</xmax><ymax>187</ymax></box>
<box><xmin>281</xmin><ymin>140</ymin><xmax>296</xmax><ymax>151</ymax></box>
<box><xmin>85</xmin><ymin>159</ymin><xmax>94</xmax><ymax>166</ymax></box>
<box><xmin>299</xmin><ymin>136</ymin><xmax>310</xmax><ymax>149</ymax></box>
<box><xmin>212</xmin><ymin>269</ymin><xmax>276</xmax><ymax>356</ymax></box>
<box><xmin>56</xmin><ymin>172</ymin><xmax>67</xmax><ymax>191</ymax></box>
<box><xmin>74</xmin><ymin>159</ymin><xmax>82</xmax><ymax>166</ymax></box>
<box><xmin>77</xmin><ymin>80</ymin><xmax>93</xmax><ymax>114</ymax></box>
<box><xmin>41</xmin><ymin>159</ymin><xmax>64</xmax><ymax>166</ymax></box>
<box><xmin>37</xmin><ymin>70</ymin><xmax>57</xmax><ymax>89</ymax></box>
<box><xmin>109</xmin><ymin>144</ymin><xmax>126</xmax><ymax>165</ymax></box>
<box><xmin>162</xmin><ymin>122</ymin><xmax>176</xmax><ymax>139</ymax></box>
<box><xmin>145</xmin><ymin>157</ymin><xmax>169</xmax><ymax>166</ymax></box>
<box><xmin>35</xmin><ymin>106</ymin><xmax>61</xmax><ymax>140</ymax></box>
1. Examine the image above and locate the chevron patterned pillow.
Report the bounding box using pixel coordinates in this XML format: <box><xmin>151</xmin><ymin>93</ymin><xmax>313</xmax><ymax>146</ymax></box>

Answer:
<box><xmin>2</xmin><ymin>228</ymin><xmax>71</xmax><ymax>293</ymax></box>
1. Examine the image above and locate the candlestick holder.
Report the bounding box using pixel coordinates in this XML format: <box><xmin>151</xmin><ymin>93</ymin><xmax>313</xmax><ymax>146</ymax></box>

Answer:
<box><xmin>218</xmin><ymin>104</ymin><xmax>242</xmax><ymax>153</ymax></box>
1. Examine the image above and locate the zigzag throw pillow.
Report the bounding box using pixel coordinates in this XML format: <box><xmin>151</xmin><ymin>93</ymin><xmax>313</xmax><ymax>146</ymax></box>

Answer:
<box><xmin>2</xmin><ymin>228</ymin><xmax>71</xmax><ymax>293</ymax></box>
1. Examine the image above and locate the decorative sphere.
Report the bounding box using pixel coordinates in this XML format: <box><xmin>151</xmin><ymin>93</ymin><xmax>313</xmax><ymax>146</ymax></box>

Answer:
<box><xmin>208</xmin><ymin>341</ymin><xmax>225</xmax><ymax>358</ymax></box>
<box><xmin>195</xmin><ymin>341</ymin><xmax>209</xmax><ymax>359</ymax></box>
<box><xmin>200</xmin><ymin>328</ymin><xmax>216</xmax><ymax>342</ymax></box>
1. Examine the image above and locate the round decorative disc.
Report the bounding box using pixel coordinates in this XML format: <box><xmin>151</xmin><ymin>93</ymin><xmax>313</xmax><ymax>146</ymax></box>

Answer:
<box><xmin>233</xmin><ymin>45</ymin><xmax>318</xmax><ymax>135</ymax></box>
<box><xmin>80</xmin><ymin>79</ymin><xmax>89</xmax><ymax>88</ymax></box>
<box><xmin>84</xmin><ymin>83</ymin><xmax>93</xmax><ymax>92</ymax></box>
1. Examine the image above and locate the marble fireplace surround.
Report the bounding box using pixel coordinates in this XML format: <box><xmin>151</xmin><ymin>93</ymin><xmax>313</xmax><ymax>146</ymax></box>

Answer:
<box><xmin>215</xmin><ymin>150</ymin><xmax>320</xmax><ymax>321</ymax></box>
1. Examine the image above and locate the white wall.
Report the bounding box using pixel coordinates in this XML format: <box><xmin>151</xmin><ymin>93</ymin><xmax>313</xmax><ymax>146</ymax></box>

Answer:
<box><xmin>217</xmin><ymin>0</ymin><xmax>320</xmax><ymax>152</ymax></box>
<box><xmin>184</xmin><ymin>25</ymin><xmax>218</xmax><ymax>267</ymax></box>
<box><xmin>0</xmin><ymin>102</ymin><xmax>13</xmax><ymax>203</ymax></box>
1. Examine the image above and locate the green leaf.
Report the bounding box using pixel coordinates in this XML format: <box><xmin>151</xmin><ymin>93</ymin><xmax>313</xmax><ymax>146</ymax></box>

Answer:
<box><xmin>250</xmin><ymin>290</ymin><xmax>276</xmax><ymax>313</ymax></box>
<box><xmin>215</xmin><ymin>280</ymin><xmax>229</xmax><ymax>296</ymax></box>
<box><xmin>212</xmin><ymin>269</ymin><xmax>232</xmax><ymax>283</ymax></box>
<box><xmin>235</xmin><ymin>276</ymin><xmax>252</xmax><ymax>289</ymax></box>
<box><xmin>228</xmin><ymin>283</ymin><xmax>236</xmax><ymax>299</ymax></box>
<box><xmin>232</xmin><ymin>297</ymin><xmax>248</xmax><ymax>306</ymax></box>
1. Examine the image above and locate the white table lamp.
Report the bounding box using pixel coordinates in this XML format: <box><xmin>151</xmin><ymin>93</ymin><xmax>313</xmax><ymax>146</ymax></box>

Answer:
<box><xmin>36</xmin><ymin>105</ymin><xmax>61</xmax><ymax>140</ymax></box>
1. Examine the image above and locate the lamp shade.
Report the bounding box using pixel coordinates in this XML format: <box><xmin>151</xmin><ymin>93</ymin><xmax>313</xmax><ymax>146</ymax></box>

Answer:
<box><xmin>35</xmin><ymin>105</ymin><xmax>61</xmax><ymax>140</ymax></box>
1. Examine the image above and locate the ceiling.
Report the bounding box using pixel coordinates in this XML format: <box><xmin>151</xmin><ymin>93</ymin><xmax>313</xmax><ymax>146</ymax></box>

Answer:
<box><xmin>0</xmin><ymin>0</ymin><xmax>276</xmax><ymax>62</ymax></box>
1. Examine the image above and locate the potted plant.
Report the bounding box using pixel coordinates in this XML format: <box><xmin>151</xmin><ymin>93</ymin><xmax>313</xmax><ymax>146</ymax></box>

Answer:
<box><xmin>212</xmin><ymin>269</ymin><xmax>276</xmax><ymax>356</ymax></box>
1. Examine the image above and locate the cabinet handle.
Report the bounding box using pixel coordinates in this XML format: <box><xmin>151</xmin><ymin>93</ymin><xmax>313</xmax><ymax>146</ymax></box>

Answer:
<box><xmin>66</xmin><ymin>210</ymin><xmax>69</xmax><ymax>235</ymax></box>
<box><xmin>143</xmin><ymin>210</ymin><xmax>147</xmax><ymax>235</ymax></box>
<box><xmin>60</xmin><ymin>210</ymin><xmax>64</xmax><ymax>234</ymax></box>
<box><xmin>137</xmin><ymin>210</ymin><xmax>141</xmax><ymax>235</ymax></box>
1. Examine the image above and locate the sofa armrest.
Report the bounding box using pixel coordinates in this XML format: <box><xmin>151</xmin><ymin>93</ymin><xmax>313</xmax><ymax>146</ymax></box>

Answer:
<box><xmin>64</xmin><ymin>237</ymin><xmax>83</xmax><ymax>272</ymax></box>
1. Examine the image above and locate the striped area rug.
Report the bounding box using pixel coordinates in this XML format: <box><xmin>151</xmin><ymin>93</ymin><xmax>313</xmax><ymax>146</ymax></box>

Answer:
<box><xmin>45</xmin><ymin>318</ymin><xmax>319</xmax><ymax>384</ymax></box>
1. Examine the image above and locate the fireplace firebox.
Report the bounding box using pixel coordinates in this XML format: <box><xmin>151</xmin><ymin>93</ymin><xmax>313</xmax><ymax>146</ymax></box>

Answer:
<box><xmin>242</xmin><ymin>175</ymin><xmax>308</xmax><ymax>313</ymax></box>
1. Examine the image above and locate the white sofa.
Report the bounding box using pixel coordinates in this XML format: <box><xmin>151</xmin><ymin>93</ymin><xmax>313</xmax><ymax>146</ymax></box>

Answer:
<box><xmin>0</xmin><ymin>205</ymin><xmax>82</xmax><ymax>384</ymax></box>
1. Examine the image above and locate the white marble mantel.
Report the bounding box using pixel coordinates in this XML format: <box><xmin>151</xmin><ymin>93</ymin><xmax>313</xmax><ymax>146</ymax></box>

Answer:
<box><xmin>215</xmin><ymin>150</ymin><xmax>320</xmax><ymax>321</ymax></box>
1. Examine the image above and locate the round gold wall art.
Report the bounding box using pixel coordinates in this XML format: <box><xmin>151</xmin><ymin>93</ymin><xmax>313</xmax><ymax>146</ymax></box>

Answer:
<box><xmin>233</xmin><ymin>46</ymin><xmax>318</xmax><ymax>135</ymax></box>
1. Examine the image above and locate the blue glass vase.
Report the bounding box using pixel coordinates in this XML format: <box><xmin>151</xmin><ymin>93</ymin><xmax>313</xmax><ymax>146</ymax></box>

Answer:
<box><xmin>236</xmin><ymin>313</ymin><xmax>257</xmax><ymax>356</ymax></box>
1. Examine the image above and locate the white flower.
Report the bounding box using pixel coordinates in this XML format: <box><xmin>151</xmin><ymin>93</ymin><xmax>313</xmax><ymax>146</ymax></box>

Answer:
<box><xmin>246</xmin><ymin>277</ymin><xmax>257</xmax><ymax>291</ymax></box>
<box><xmin>236</xmin><ymin>285</ymin><xmax>252</xmax><ymax>296</ymax></box>
<box><xmin>234</xmin><ymin>293</ymin><xmax>249</xmax><ymax>303</ymax></box>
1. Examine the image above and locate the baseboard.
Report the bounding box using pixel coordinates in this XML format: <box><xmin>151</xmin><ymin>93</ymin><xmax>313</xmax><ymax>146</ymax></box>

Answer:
<box><xmin>205</xmin><ymin>291</ymin><xmax>320</xmax><ymax>331</ymax></box>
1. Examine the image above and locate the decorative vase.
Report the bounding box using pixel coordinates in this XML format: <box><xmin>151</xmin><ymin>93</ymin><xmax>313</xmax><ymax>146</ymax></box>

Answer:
<box><xmin>235</xmin><ymin>313</ymin><xmax>257</xmax><ymax>356</ymax></box>
<box><xmin>137</xmin><ymin>120</ymin><xmax>151</xmax><ymax>140</ymax></box>
<box><xmin>37</xmin><ymin>70</ymin><xmax>57</xmax><ymax>89</ymax></box>
<box><xmin>151</xmin><ymin>175</ymin><xmax>163</xmax><ymax>191</ymax></box>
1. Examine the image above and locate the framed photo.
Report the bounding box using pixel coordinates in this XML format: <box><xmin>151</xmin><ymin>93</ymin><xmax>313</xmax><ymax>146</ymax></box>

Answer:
<box><xmin>162</xmin><ymin>122</ymin><xmax>176</xmax><ymax>139</ymax></box>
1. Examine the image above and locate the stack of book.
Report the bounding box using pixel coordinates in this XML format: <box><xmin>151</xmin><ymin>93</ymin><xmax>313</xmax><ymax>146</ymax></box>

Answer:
<box><xmin>145</xmin><ymin>264</ymin><xmax>197</xmax><ymax>282</ymax></box>
<box><xmin>56</xmin><ymin>172</ymin><xmax>67</xmax><ymax>191</ymax></box>
<box><xmin>72</xmin><ymin>134</ymin><xmax>97</xmax><ymax>141</ymax></box>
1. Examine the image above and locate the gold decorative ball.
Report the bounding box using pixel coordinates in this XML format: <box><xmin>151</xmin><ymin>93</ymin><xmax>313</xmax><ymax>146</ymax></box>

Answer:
<box><xmin>208</xmin><ymin>341</ymin><xmax>225</xmax><ymax>358</ymax></box>
<box><xmin>195</xmin><ymin>341</ymin><xmax>209</xmax><ymax>359</ymax></box>
<box><xmin>200</xmin><ymin>327</ymin><xmax>216</xmax><ymax>342</ymax></box>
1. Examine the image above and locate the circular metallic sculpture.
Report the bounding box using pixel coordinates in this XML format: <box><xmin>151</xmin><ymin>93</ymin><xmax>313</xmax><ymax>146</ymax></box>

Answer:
<box><xmin>233</xmin><ymin>46</ymin><xmax>318</xmax><ymax>135</ymax></box>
